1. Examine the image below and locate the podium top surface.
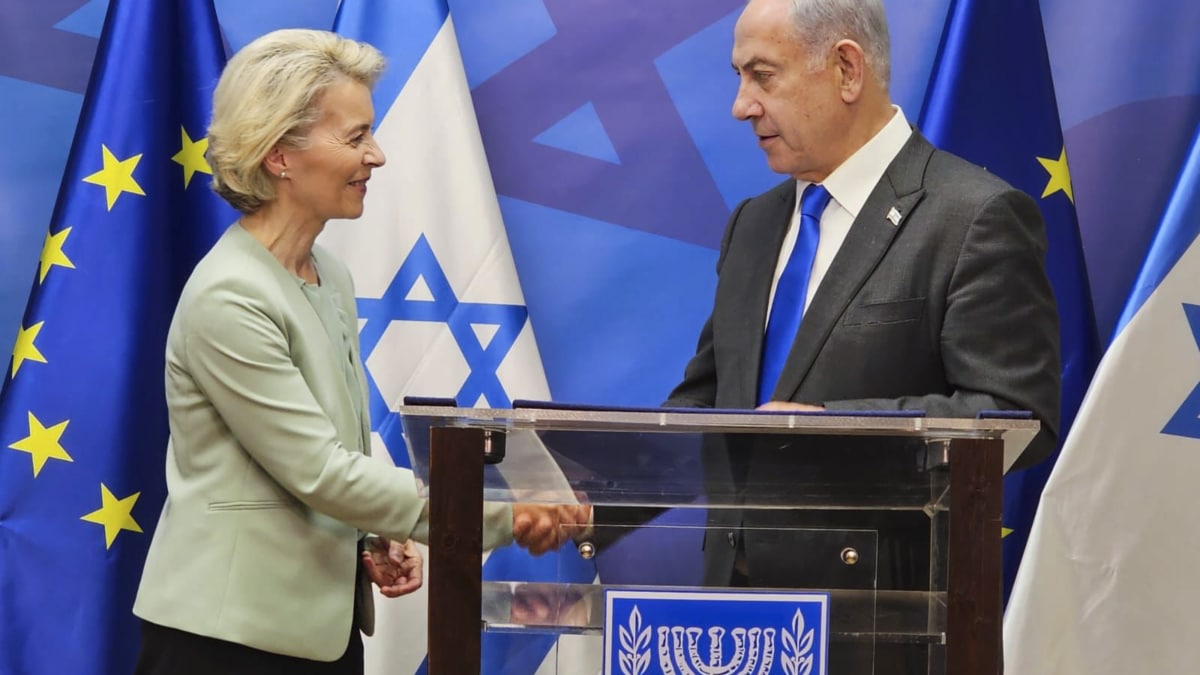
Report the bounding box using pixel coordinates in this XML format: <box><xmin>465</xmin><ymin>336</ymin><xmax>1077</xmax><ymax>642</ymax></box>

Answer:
<box><xmin>398</xmin><ymin>406</ymin><xmax>1037</xmax><ymax>506</ymax></box>
<box><xmin>396</xmin><ymin>404</ymin><xmax>1039</xmax><ymax>439</ymax></box>
<box><xmin>398</xmin><ymin>401</ymin><xmax>1036</xmax><ymax>444</ymax></box>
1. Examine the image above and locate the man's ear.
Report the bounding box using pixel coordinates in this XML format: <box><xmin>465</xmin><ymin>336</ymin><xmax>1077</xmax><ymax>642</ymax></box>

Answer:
<box><xmin>833</xmin><ymin>39</ymin><xmax>867</xmax><ymax>103</ymax></box>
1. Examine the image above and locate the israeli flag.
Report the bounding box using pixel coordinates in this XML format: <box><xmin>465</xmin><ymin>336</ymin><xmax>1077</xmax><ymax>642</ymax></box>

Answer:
<box><xmin>1003</xmin><ymin>123</ymin><xmax>1200</xmax><ymax>673</ymax></box>
<box><xmin>324</xmin><ymin>1</ymin><xmax>595</xmax><ymax>673</ymax></box>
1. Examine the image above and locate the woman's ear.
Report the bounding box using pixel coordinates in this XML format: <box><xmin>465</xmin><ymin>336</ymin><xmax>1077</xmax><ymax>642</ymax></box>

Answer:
<box><xmin>263</xmin><ymin>145</ymin><xmax>288</xmax><ymax>179</ymax></box>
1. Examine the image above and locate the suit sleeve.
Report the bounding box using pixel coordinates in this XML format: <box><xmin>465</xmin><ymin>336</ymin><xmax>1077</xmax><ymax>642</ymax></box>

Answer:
<box><xmin>664</xmin><ymin>197</ymin><xmax>752</xmax><ymax>408</ymax></box>
<box><xmin>824</xmin><ymin>189</ymin><xmax>1061</xmax><ymax>468</ymax></box>
<box><xmin>183</xmin><ymin>279</ymin><xmax>433</xmax><ymax>542</ymax></box>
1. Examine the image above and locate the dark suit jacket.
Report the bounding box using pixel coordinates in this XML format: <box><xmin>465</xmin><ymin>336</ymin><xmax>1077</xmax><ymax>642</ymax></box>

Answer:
<box><xmin>664</xmin><ymin>131</ymin><xmax>1061</xmax><ymax>587</ymax></box>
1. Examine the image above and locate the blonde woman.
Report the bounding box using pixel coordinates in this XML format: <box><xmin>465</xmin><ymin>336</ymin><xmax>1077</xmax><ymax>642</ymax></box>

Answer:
<box><xmin>133</xmin><ymin>29</ymin><xmax>581</xmax><ymax>674</ymax></box>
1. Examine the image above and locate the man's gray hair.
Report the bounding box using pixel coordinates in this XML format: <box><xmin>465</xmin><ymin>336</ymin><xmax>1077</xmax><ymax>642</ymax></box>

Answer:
<box><xmin>789</xmin><ymin>0</ymin><xmax>891</xmax><ymax>89</ymax></box>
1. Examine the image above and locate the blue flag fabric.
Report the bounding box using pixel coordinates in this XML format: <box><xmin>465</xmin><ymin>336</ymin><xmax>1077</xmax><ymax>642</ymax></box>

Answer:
<box><xmin>0</xmin><ymin>2</ymin><xmax>232</xmax><ymax>673</ymax></box>
<box><xmin>918</xmin><ymin>0</ymin><xmax>1101</xmax><ymax>601</ymax></box>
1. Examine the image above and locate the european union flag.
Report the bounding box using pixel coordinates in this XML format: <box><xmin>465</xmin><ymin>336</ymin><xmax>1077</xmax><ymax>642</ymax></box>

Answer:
<box><xmin>918</xmin><ymin>0</ymin><xmax>1102</xmax><ymax>601</ymax></box>
<box><xmin>0</xmin><ymin>2</ymin><xmax>233</xmax><ymax>673</ymax></box>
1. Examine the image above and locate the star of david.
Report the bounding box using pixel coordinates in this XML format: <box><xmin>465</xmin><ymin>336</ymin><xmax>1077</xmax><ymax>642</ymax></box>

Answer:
<box><xmin>1162</xmin><ymin>303</ymin><xmax>1200</xmax><ymax>440</ymax></box>
<box><xmin>356</xmin><ymin>234</ymin><xmax>528</xmax><ymax>463</ymax></box>
<box><xmin>470</xmin><ymin>0</ymin><xmax>745</xmax><ymax>248</ymax></box>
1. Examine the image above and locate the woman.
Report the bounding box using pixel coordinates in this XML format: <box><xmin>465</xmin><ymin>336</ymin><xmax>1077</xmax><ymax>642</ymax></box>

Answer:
<box><xmin>133</xmin><ymin>29</ymin><xmax>572</xmax><ymax>674</ymax></box>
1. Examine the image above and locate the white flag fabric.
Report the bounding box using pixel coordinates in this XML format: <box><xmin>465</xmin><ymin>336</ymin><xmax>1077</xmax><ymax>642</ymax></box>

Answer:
<box><xmin>1004</xmin><ymin>126</ymin><xmax>1200</xmax><ymax>673</ymax></box>
<box><xmin>325</xmin><ymin>2</ymin><xmax>562</xmax><ymax>673</ymax></box>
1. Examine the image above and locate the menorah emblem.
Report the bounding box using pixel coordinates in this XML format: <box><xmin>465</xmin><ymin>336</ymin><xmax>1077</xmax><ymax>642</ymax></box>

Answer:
<box><xmin>618</xmin><ymin>606</ymin><xmax>815</xmax><ymax>675</ymax></box>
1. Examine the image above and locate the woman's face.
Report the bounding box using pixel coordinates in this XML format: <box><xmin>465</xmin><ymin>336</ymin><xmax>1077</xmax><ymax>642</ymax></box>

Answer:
<box><xmin>280</xmin><ymin>78</ymin><xmax>385</xmax><ymax>222</ymax></box>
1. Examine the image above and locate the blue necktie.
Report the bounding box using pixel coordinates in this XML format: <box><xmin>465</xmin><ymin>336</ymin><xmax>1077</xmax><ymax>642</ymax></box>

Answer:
<box><xmin>758</xmin><ymin>183</ymin><xmax>832</xmax><ymax>405</ymax></box>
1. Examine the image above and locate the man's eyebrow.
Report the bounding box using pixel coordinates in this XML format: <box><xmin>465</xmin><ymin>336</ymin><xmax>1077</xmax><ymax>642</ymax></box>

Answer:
<box><xmin>732</xmin><ymin>56</ymin><xmax>777</xmax><ymax>72</ymax></box>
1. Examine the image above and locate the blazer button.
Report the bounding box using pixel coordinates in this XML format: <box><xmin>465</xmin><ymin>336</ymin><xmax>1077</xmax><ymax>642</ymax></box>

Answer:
<box><xmin>727</xmin><ymin>532</ymin><xmax>737</xmax><ymax>548</ymax></box>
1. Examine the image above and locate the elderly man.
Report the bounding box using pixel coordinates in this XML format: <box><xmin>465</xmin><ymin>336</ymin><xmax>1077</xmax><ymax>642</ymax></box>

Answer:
<box><xmin>658</xmin><ymin>0</ymin><xmax>1059</xmax><ymax>671</ymax></box>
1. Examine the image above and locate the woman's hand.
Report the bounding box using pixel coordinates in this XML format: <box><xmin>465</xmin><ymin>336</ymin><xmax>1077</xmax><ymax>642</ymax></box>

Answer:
<box><xmin>362</xmin><ymin>537</ymin><xmax>423</xmax><ymax>597</ymax></box>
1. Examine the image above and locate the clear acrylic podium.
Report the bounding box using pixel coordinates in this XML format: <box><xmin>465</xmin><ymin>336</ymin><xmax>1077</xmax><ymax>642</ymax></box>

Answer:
<box><xmin>400</xmin><ymin>404</ymin><xmax>1037</xmax><ymax>675</ymax></box>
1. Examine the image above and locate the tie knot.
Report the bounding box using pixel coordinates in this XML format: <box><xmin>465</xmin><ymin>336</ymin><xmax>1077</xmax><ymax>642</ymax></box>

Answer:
<box><xmin>799</xmin><ymin>183</ymin><xmax>832</xmax><ymax>220</ymax></box>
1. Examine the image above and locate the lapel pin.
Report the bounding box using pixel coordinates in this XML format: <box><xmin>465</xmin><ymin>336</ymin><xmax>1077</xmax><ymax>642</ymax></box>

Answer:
<box><xmin>886</xmin><ymin>206</ymin><xmax>902</xmax><ymax>226</ymax></box>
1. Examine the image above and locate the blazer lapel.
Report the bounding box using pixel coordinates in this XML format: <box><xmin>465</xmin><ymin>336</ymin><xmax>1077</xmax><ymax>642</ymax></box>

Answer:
<box><xmin>229</xmin><ymin>227</ymin><xmax>363</xmax><ymax>450</ymax></box>
<box><xmin>314</xmin><ymin>245</ymin><xmax>375</xmax><ymax>456</ymax></box>
<box><xmin>771</xmin><ymin>133</ymin><xmax>934</xmax><ymax>402</ymax></box>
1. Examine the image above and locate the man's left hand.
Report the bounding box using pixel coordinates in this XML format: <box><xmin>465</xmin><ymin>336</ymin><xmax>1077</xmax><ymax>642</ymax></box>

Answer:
<box><xmin>757</xmin><ymin>401</ymin><xmax>825</xmax><ymax>412</ymax></box>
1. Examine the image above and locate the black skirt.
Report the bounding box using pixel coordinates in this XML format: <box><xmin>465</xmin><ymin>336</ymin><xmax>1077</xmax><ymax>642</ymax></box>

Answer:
<box><xmin>136</xmin><ymin>554</ymin><xmax>365</xmax><ymax>675</ymax></box>
<box><xmin>134</xmin><ymin>616</ymin><xmax>363</xmax><ymax>675</ymax></box>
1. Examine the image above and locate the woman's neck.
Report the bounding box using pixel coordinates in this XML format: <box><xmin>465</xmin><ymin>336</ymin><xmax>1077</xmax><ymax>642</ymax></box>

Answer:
<box><xmin>240</xmin><ymin>204</ymin><xmax>322</xmax><ymax>283</ymax></box>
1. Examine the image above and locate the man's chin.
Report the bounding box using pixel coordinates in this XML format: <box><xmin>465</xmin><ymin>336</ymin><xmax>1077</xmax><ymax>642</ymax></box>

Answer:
<box><xmin>763</xmin><ymin>156</ymin><xmax>796</xmax><ymax>176</ymax></box>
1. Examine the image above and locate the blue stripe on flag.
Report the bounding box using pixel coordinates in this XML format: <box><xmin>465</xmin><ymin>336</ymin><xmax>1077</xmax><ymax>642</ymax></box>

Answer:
<box><xmin>1117</xmin><ymin>121</ymin><xmax>1200</xmax><ymax>334</ymax></box>
<box><xmin>333</xmin><ymin>0</ymin><xmax>449</xmax><ymax>125</ymax></box>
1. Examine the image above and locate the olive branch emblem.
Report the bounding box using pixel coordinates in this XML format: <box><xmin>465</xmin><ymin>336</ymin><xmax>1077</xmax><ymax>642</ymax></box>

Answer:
<box><xmin>780</xmin><ymin>609</ymin><xmax>815</xmax><ymax>675</ymax></box>
<box><xmin>618</xmin><ymin>605</ymin><xmax>652</xmax><ymax>675</ymax></box>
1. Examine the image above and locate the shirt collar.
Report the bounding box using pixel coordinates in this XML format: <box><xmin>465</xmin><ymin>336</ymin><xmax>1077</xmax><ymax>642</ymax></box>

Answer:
<box><xmin>798</xmin><ymin>105</ymin><xmax>912</xmax><ymax>218</ymax></box>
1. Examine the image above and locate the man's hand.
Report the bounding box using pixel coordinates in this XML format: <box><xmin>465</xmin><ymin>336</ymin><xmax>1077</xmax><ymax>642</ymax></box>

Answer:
<box><xmin>512</xmin><ymin>504</ymin><xmax>592</xmax><ymax>556</ymax></box>
<box><xmin>509</xmin><ymin>583</ymin><xmax>591</xmax><ymax>629</ymax></box>
<box><xmin>757</xmin><ymin>401</ymin><xmax>825</xmax><ymax>412</ymax></box>
<box><xmin>361</xmin><ymin>537</ymin><xmax>423</xmax><ymax>598</ymax></box>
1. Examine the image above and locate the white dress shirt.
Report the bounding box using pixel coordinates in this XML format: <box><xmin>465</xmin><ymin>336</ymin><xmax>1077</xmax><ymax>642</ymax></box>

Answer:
<box><xmin>766</xmin><ymin>107</ymin><xmax>914</xmax><ymax>322</ymax></box>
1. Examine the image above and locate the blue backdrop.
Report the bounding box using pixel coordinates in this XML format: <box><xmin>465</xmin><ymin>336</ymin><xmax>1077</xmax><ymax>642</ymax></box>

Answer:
<box><xmin>2</xmin><ymin>0</ymin><xmax>1199</xmax><ymax>671</ymax></box>
<box><xmin>5</xmin><ymin>0</ymin><xmax>1199</xmax><ymax>396</ymax></box>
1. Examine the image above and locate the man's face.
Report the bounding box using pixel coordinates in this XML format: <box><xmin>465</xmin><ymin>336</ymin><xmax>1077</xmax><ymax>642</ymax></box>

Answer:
<box><xmin>731</xmin><ymin>0</ymin><xmax>845</xmax><ymax>182</ymax></box>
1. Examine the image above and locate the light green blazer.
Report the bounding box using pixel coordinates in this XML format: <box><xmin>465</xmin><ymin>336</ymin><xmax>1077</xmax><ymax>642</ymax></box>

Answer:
<box><xmin>133</xmin><ymin>224</ymin><xmax>512</xmax><ymax>661</ymax></box>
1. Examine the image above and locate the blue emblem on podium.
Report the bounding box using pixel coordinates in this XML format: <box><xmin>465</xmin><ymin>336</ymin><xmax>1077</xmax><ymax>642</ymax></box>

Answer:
<box><xmin>603</xmin><ymin>589</ymin><xmax>829</xmax><ymax>675</ymax></box>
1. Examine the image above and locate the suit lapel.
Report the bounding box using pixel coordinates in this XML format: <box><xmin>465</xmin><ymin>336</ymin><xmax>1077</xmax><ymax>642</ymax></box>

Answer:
<box><xmin>770</xmin><ymin>133</ymin><xmax>934</xmax><ymax>402</ymax></box>
<box><xmin>733</xmin><ymin>182</ymin><xmax>797</xmax><ymax>406</ymax></box>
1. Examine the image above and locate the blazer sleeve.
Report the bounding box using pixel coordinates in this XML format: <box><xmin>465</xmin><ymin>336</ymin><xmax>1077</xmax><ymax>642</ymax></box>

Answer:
<box><xmin>824</xmin><ymin>188</ymin><xmax>1062</xmax><ymax>468</ymax></box>
<box><xmin>182</xmin><ymin>277</ymin><xmax>432</xmax><ymax>541</ymax></box>
<box><xmin>307</xmin><ymin>252</ymin><xmax>516</xmax><ymax>549</ymax></box>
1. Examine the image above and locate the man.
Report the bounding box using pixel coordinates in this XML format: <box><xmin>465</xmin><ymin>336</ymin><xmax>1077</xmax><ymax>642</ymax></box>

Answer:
<box><xmin>673</xmin><ymin>0</ymin><xmax>1059</xmax><ymax>439</ymax></box>
<box><xmin>623</xmin><ymin>0</ymin><xmax>1059</xmax><ymax>671</ymax></box>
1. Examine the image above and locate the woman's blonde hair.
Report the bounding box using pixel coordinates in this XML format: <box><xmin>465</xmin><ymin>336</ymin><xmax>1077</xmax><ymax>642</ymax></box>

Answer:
<box><xmin>207</xmin><ymin>29</ymin><xmax>385</xmax><ymax>213</ymax></box>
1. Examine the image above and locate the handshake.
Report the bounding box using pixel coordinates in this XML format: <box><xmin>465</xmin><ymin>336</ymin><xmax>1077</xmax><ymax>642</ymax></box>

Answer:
<box><xmin>512</xmin><ymin>503</ymin><xmax>592</xmax><ymax>556</ymax></box>
<box><xmin>362</xmin><ymin>502</ymin><xmax>592</xmax><ymax>599</ymax></box>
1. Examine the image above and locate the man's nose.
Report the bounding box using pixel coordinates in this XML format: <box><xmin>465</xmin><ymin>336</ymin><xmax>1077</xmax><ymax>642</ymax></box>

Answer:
<box><xmin>732</xmin><ymin>87</ymin><xmax>760</xmax><ymax>120</ymax></box>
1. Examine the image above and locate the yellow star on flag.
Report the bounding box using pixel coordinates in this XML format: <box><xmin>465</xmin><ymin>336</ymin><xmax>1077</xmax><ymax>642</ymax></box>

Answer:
<box><xmin>38</xmin><ymin>227</ymin><xmax>75</xmax><ymax>284</ymax></box>
<box><xmin>1002</xmin><ymin>527</ymin><xmax>1014</xmax><ymax>538</ymax></box>
<box><xmin>11</xmin><ymin>321</ymin><xmax>48</xmax><ymax>377</ymax></box>
<box><xmin>171</xmin><ymin>127</ymin><xmax>212</xmax><ymax>188</ymax></box>
<box><xmin>8</xmin><ymin>412</ymin><xmax>72</xmax><ymax>477</ymax></box>
<box><xmin>1037</xmin><ymin>146</ymin><xmax>1074</xmax><ymax>204</ymax></box>
<box><xmin>82</xmin><ymin>144</ymin><xmax>145</xmax><ymax>210</ymax></box>
<box><xmin>81</xmin><ymin>484</ymin><xmax>143</xmax><ymax>549</ymax></box>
